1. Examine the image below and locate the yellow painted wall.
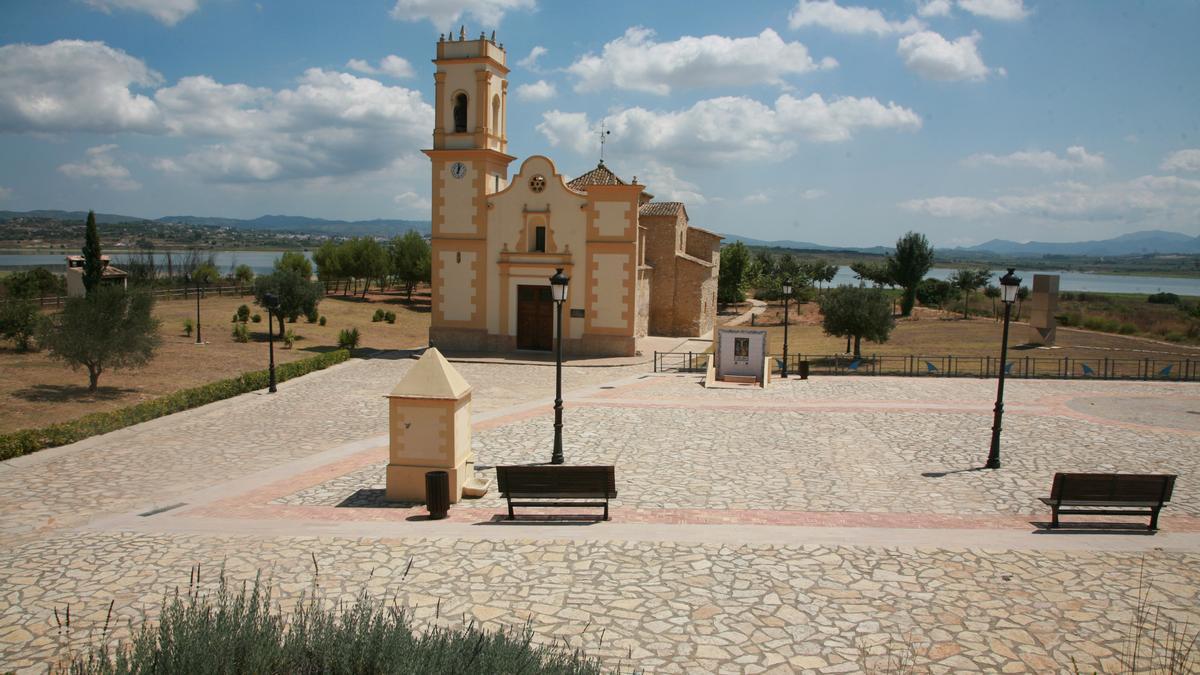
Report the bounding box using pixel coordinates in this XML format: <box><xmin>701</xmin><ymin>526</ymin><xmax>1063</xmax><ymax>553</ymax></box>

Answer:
<box><xmin>439</xmin><ymin>160</ymin><xmax>476</xmax><ymax>234</ymax></box>
<box><xmin>437</xmin><ymin>249</ymin><xmax>477</xmax><ymax>321</ymax></box>
<box><xmin>594</xmin><ymin>201</ymin><xmax>630</xmax><ymax>238</ymax></box>
<box><xmin>591</xmin><ymin>253</ymin><xmax>630</xmax><ymax>329</ymax></box>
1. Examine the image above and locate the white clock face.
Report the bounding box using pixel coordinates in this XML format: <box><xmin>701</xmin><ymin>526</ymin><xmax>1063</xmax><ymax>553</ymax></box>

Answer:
<box><xmin>450</xmin><ymin>162</ymin><xmax>467</xmax><ymax>179</ymax></box>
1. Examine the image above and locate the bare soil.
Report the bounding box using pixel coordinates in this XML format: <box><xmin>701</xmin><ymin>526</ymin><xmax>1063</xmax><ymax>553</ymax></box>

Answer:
<box><xmin>722</xmin><ymin>300</ymin><xmax>1200</xmax><ymax>363</ymax></box>
<box><xmin>0</xmin><ymin>287</ymin><xmax>432</xmax><ymax>433</ymax></box>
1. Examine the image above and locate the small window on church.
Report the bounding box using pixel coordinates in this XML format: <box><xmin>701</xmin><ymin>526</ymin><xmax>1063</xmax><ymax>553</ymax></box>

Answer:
<box><xmin>533</xmin><ymin>226</ymin><xmax>546</xmax><ymax>253</ymax></box>
<box><xmin>529</xmin><ymin>175</ymin><xmax>545</xmax><ymax>193</ymax></box>
<box><xmin>453</xmin><ymin>93</ymin><xmax>468</xmax><ymax>133</ymax></box>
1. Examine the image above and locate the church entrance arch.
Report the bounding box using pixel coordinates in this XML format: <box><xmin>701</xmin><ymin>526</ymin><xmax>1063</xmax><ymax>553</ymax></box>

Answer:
<box><xmin>517</xmin><ymin>285</ymin><xmax>554</xmax><ymax>351</ymax></box>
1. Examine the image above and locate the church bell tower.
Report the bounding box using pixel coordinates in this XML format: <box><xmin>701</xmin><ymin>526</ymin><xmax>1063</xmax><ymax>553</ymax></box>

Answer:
<box><xmin>424</xmin><ymin>28</ymin><xmax>516</xmax><ymax>350</ymax></box>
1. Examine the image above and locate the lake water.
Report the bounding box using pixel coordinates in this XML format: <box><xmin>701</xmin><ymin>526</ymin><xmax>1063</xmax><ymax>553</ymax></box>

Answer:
<box><xmin>1</xmin><ymin>250</ymin><xmax>1197</xmax><ymax>296</ymax></box>
<box><xmin>0</xmin><ymin>250</ymin><xmax>312</xmax><ymax>276</ymax></box>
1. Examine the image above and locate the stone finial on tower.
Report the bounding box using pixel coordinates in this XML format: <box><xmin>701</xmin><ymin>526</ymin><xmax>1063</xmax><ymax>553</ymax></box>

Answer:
<box><xmin>459</xmin><ymin>25</ymin><xmax>466</xmax><ymax>40</ymax></box>
<box><xmin>439</xmin><ymin>33</ymin><xmax>445</xmax><ymax>42</ymax></box>
<box><xmin>490</xmin><ymin>30</ymin><xmax>496</xmax><ymax>43</ymax></box>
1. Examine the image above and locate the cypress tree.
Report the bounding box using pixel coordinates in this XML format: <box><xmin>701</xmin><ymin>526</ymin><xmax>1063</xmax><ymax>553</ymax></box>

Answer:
<box><xmin>82</xmin><ymin>210</ymin><xmax>104</xmax><ymax>294</ymax></box>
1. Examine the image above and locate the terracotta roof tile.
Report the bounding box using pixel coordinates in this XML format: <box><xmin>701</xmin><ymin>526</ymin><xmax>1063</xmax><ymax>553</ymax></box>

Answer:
<box><xmin>566</xmin><ymin>162</ymin><xmax>627</xmax><ymax>188</ymax></box>
<box><xmin>638</xmin><ymin>201</ymin><xmax>686</xmax><ymax>217</ymax></box>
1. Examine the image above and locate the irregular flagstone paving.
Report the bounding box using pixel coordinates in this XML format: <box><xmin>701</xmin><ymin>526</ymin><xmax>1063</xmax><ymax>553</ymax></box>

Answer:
<box><xmin>2</xmin><ymin>531</ymin><xmax>1197</xmax><ymax>674</ymax></box>
<box><xmin>2</xmin><ymin>361</ymin><xmax>1200</xmax><ymax>673</ymax></box>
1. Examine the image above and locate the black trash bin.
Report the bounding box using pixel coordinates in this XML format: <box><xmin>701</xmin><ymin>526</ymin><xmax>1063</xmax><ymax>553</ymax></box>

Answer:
<box><xmin>425</xmin><ymin>470</ymin><xmax>450</xmax><ymax>519</ymax></box>
<box><xmin>797</xmin><ymin>360</ymin><xmax>810</xmax><ymax>380</ymax></box>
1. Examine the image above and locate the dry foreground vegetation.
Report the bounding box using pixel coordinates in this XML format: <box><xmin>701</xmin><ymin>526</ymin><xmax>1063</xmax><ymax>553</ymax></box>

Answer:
<box><xmin>0</xmin><ymin>288</ymin><xmax>430</xmax><ymax>433</ymax></box>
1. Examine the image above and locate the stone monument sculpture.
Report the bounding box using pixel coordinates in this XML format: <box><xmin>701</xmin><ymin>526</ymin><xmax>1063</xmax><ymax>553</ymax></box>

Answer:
<box><xmin>1029</xmin><ymin>274</ymin><xmax>1060</xmax><ymax>345</ymax></box>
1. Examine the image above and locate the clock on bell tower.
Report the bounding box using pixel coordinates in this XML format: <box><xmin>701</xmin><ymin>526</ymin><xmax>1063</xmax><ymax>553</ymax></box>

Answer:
<box><xmin>424</xmin><ymin>29</ymin><xmax>517</xmax><ymax>347</ymax></box>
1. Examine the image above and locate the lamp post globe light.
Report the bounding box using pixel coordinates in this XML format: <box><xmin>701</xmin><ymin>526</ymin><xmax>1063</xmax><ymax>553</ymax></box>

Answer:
<box><xmin>780</xmin><ymin>279</ymin><xmax>793</xmax><ymax>379</ymax></box>
<box><xmin>986</xmin><ymin>268</ymin><xmax>1021</xmax><ymax>469</ymax></box>
<box><xmin>549</xmin><ymin>268</ymin><xmax>570</xmax><ymax>465</ymax></box>
<box><xmin>264</xmin><ymin>292</ymin><xmax>279</xmax><ymax>394</ymax></box>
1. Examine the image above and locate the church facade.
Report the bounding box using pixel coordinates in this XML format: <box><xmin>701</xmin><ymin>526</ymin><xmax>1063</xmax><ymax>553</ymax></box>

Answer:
<box><xmin>425</xmin><ymin>31</ymin><xmax>720</xmax><ymax>357</ymax></box>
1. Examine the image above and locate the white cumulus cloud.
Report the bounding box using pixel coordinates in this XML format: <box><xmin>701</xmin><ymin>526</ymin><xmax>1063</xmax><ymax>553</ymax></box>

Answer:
<box><xmin>635</xmin><ymin>162</ymin><xmax>707</xmax><ymax>205</ymax></box>
<box><xmin>567</xmin><ymin>27</ymin><xmax>836</xmax><ymax>95</ymax></box>
<box><xmin>897</xmin><ymin>30</ymin><xmax>994</xmax><ymax>81</ymax></box>
<box><xmin>515</xmin><ymin>80</ymin><xmax>556</xmax><ymax>101</ymax></box>
<box><xmin>964</xmin><ymin>146</ymin><xmax>1106</xmax><ymax>172</ymax></box>
<box><xmin>58</xmin><ymin>144</ymin><xmax>141</xmax><ymax>191</ymax></box>
<box><xmin>788</xmin><ymin>0</ymin><xmax>923</xmax><ymax>36</ymax></box>
<box><xmin>155</xmin><ymin>68</ymin><xmax>433</xmax><ymax>183</ymax></box>
<box><xmin>346</xmin><ymin>55</ymin><xmax>414</xmax><ymax>79</ymax></box>
<box><xmin>389</xmin><ymin>0</ymin><xmax>535</xmax><ymax>27</ymax></box>
<box><xmin>957</xmin><ymin>0</ymin><xmax>1029</xmax><ymax>21</ymax></box>
<box><xmin>517</xmin><ymin>46</ymin><xmax>547</xmax><ymax>68</ymax></box>
<box><xmin>394</xmin><ymin>191</ymin><xmax>432</xmax><ymax>212</ymax></box>
<box><xmin>1161</xmin><ymin>149</ymin><xmax>1200</xmax><ymax>173</ymax></box>
<box><xmin>901</xmin><ymin>175</ymin><xmax>1200</xmax><ymax>223</ymax></box>
<box><xmin>0</xmin><ymin>40</ymin><xmax>163</xmax><ymax>134</ymax></box>
<box><xmin>800</xmin><ymin>188</ymin><xmax>827</xmax><ymax>200</ymax></box>
<box><xmin>538</xmin><ymin>93</ymin><xmax>919</xmax><ymax>165</ymax></box>
<box><xmin>83</xmin><ymin>0</ymin><xmax>201</xmax><ymax>26</ymax></box>
<box><xmin>918</xmin><ymin>0</ymin><xmax>953</xmax><ymax>17</ymax></box>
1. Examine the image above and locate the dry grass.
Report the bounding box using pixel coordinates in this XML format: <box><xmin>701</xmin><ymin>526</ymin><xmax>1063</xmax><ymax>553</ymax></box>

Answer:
<box><xmin>0</xmin><ymin>287</ymin><xmax>431</xmax><ymax>434</ymax></box>
<box><xmin>724</xmin><ymin>300</ymin><xmax>1200</xmax><ymax>363</ymax></box>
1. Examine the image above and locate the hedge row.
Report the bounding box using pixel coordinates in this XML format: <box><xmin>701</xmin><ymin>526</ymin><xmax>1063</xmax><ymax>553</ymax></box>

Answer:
<box><xmin>0</xmin><ymin>349</ymin><xmax>350</xmax><ymax>461</ymax></box>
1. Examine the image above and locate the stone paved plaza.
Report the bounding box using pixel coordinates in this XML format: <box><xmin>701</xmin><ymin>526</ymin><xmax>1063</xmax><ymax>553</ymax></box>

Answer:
<box><xmin>2</xmin><ymin>356</ymin><xmax>1199</xmax><ymax>672</ymax></box>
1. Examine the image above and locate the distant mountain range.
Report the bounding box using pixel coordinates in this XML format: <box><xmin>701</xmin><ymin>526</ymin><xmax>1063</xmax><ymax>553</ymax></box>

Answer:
<box><xmin>725</xmin><ymin>229</ymin><xmax>1200</xmax><ymax>257</ymax></box>
<box><xmin>721</xmin><ymin>234</ymin><xmax>891</xmax><ymax>255</ymax></box>
<box><xmin>2</xmin><ymin>210</ymin><xmax>1196</xmax><ymax>256</ymax></box>
<box><xmin>957</xmin><ymin>230</ymin><xmax>1200</xmax><ymax>256</ymax></box>
<box><xmin>0</xmin><ymin>210</ymin><xmax>431</xmax><ymax>237</ymax></box>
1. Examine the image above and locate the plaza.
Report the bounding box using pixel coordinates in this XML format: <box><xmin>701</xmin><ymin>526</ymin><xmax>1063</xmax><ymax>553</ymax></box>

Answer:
<box><xmin>1</xmin><ymin>354</ymin><xmax>1197</xmax><ymax>672</ymax></box>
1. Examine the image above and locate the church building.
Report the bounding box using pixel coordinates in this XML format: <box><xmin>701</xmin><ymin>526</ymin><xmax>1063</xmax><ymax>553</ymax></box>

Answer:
<box><xmin>425</xmin><ymin>30</ymin><xmax>720</xmax><ymax>357</ymax></box>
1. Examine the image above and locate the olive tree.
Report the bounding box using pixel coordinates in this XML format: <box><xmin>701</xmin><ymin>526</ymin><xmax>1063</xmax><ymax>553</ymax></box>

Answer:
<box><xmin>389</xmin><ymin>230</ymin><xmax>431</xmax><ymax>301</ymax></box>
<box><xmin>253</xmin><ymin>269</ymin><xmax>323</xmax><ymax>336</ymax></box>
<box><xmin>38</xmin><ymin>286</ymin><xmax>162</xmax><ymax>391</ymax></box>
<box><xmin>819</xmin><ymin>285</ymin><xmax>895</xmax><ymax>358</ymax></box>
<box><xmin>718</xmin><ymin>241</ymin><xmax>751</xmax><ymax>305</ymax></box>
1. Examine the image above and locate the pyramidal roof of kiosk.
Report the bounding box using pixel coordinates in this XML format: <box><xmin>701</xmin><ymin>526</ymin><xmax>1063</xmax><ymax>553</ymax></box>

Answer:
<box><xmin>388</xmin><ymin>348</ymin><xmax>472</xmax><ymax>399</ymax></box>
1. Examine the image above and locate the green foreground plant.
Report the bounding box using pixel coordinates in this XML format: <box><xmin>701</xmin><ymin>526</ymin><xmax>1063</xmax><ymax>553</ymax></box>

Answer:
<box><xmin>66</xmin><ymin>574</ymin><xmax>603</xmax><ymax>675</ymax></box>
<box><xmin>0</xmin><ymin>349</ymin><xmax>349</xmax><ymax>460</ymax></box>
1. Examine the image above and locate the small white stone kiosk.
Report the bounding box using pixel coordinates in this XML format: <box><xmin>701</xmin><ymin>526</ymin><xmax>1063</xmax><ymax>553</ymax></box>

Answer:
<box><xmin>385</xmin><ymin>348</ymin><xmax>474</xmax><ymax>503</ymax></box>
<box><xmin>707</xmin><ymin>327</ymin><xmax>771</xmax><ymax>387</ymax></box>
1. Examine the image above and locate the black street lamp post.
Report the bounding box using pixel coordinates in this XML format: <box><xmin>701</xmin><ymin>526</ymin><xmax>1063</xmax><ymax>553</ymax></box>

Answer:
<box><xmin>780</xmin><ymin>279</ymin><xmax>793</xmax><ymax>378</ymax></box>
<box><xmin>549</xmin><ymin>268</ymin><xmax>570</xmax><ymax>465</ymax></box>
<box><xmin>264</xmin><ymin>292</ymin><xmax>279</xmax><ymax>394</ymax></box>
<box><xmin>185</xmin><ymin>273</ymin><xmax>204</xmax><ymax>345</ymax></box>
<box><xmin>986</xmin><ymin>268</ymin><xmax>1022</xmax><ymax>469</ymax></box>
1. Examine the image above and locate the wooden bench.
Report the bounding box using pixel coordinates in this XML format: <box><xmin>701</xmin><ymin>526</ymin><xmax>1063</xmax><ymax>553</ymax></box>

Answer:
<box><xmin>1040</xmin><ymin>473</ymin><xmax>1176</xmax><ymax>531</ymax></box>
<box><xmin>495</xmin><ymin>465</ymin><xmax>617</xmax><ymax>521</ymax></box>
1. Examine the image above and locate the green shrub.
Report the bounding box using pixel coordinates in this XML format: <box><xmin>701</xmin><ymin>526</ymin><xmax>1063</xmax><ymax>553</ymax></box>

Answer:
<box><xmin>385</xmin><ymin>310</ymin><xmax>396</xmax><ymax>324</ymax></box>
<box><xmin>1148</xmin><ymin>292</ymin><xmax>1181</xmax><ymax>305</ymax></box>
<box><xmin>318</xmin><ymin>315</ymin><xmax>326</xmax><ymax>326</ymax></box>
<box><xmin>283</xmin><ymin>329</ymin><xmax>296</xmax><ymax>349</ymax></box>
<box><xmin>337</xmin><ymin>327</ymin><xmax>361</xmax><ymax>350</ymax></box>
<box><xmin>237</xmin><ymin>304</ymin><xmax>251</xmax><ymax>322</ymax></box>
<box><xmin>183</xmin><ymin>319</ymin><xmax>194</xmax><ymax>337</ymax></box>
<box><xmin>232</xmin><ymin>323</ymin><xmax>249</xmax><ymax>343</ymax></box>
<box><xmin>305</xmin><ymin>307</ymin><xmax>319</xmax><ymax>323</ymax></box>
<box><xmin>1165</xmin><ymin>331</ymin><xmax>1186</xmax><ymax>342</ymax></box>
<box><xmin>0</xmin><ymin>350</ymin><xmax>350</xmax><ymax>460</ymax></box>
<box><xmin>251</xmin><ymin>313</ymin><xmax>262</xmax><ymax>323</ymax></box>
<box><xmin>69</xmin><ymin>575</ymin><xmax>602</xmax><ymax>674</ymax></box>
<box><xmin>1118</xmin><ymin>323</ymin><xmax>1138</xmax><ymax>335</ymax></box>
<box><xmin>372</xmin><ymin>308</ymin><xmax>385</xmax><ymax>322</ymax></box>
<box><xmin>231</xmin><ymin>313</ymin><xmax>239</xmax><ymax>323</ymax></box>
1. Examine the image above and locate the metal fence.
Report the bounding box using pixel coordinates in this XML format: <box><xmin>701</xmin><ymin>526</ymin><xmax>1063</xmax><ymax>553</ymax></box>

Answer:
<box><xmin>655</xmin><ymin>351</ymin><xmax>1199</xmax><ymax>382</ymax></box>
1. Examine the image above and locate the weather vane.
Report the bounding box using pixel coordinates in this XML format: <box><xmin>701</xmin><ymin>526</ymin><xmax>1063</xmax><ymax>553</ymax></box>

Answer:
<box><xmin>597</xmin><ymin>123</ymin><xmax>612</xmax><ymax>164</ymax></box>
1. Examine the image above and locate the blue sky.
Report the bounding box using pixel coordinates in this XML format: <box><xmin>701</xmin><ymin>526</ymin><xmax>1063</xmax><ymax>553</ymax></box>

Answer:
<box><xmin>0</xmin><ymin>0</ymin><xmax>1197</xmax><ymax>247</ymax></box>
